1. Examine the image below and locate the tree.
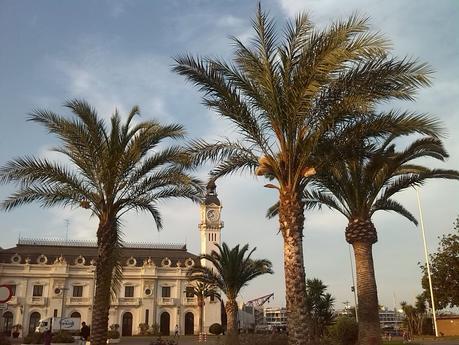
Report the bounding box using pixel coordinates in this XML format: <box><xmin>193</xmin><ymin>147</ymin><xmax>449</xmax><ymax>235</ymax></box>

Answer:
<box><xmin>305</xmin><ymin>278</ymin><xmax>335</xmax><ymax>341</ymax></box>
<box><xmin>298</xmin><ymin>131</ymin><xmax>459</xmax><ymax>344</ymax></box>
<box><xmin>173</xmin><ymin>6</ymin><xmax>433</xmax><ymax>345</ymax></box>
<box><xmin>0</xmin><ymin>100</ymin><xmax>203</xmax><ymax>345</ymax></box>
<box><xmin>421</xmin><ymin>216</ymin><xmax>459</xmax><ymax>309</ymax></box>
<box><xmin>190</xmin><ymin>242</ymin><xmax>272</xmax><ymax>344</ymax></box>
<box><xmin>401</xmin><ymin>295</ymin><xmax>427</xmax><ymax>336</ymax></box>
<box><xmin>186</xmin><ymin>281</ymin><xmax>220</xmax><ymax>335</ymax></box>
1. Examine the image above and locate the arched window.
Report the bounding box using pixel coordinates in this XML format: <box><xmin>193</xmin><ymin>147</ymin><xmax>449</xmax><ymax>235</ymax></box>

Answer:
<box><xmin>29</xmin><ymin>312</ymin><xmax>41</xmax><ymax>334</ymax></box>
<box><xmin>2</xmin><ymin>311</ymin><xmax>13</xmax><ymax>336</ymax></box>
<box><xmin>70</xmin><ymin>312</ymin><xmax>81</xmax><ymax>318</ymax></box>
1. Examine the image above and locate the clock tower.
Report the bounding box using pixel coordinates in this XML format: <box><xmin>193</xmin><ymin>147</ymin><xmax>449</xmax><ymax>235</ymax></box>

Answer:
<box><xmin>198</xmin><ymin>180</ymin><xmax>223</xmax><ymax>265</ymax></box>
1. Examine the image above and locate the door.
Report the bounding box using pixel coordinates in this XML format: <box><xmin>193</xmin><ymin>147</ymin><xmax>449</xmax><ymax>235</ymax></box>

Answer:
<box><xmin>29</xmin><ymin>312</ymin><xmax>41</xmax><ymax>334</ymax></box>
<box><xmin>160</xmin><ymin>312</ymin><xmax>170</xmax><ymax>336</ymax></box>
<box><xmin>122</xmin><ymin>312</ymin><xmax>133</xmax><ymax>336</ymax></box>
<box><xmin>2</xmin><ymin>311</ymin><xmax>13</xmax><ymax>336</ymax></box>
<box><xmin>185</xmin><ymin>312</ymin><xmax>194</xmax><ymax>335</ymax></box>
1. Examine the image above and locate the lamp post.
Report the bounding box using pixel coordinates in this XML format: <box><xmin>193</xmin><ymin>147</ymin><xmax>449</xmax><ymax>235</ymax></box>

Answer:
<box><xmin>415</xmin><ymin>187</ymin><xmax>438</xmax><ymax>337</ymax></box>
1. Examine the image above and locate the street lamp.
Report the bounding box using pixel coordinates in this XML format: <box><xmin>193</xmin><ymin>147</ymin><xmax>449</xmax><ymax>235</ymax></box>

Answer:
<box><xmin>415</xmin><ymin>187</ymin><xmax>438</xmax><ymax>337</ymax></box>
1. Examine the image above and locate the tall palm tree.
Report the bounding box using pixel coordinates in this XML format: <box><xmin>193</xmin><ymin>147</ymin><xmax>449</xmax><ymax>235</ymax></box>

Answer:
<box><xmin>300</xmin><ymin>132</ymin><xmax>459</xmax><ymax>344</ymax></box>
<box><xmin>186</xmin><ymin>281</ymin><xmax>220</xmax><ymax>335</ymax></box>
<box><xmin>0</xmin><ymin>100</ymin><xmax>203</xmax><ymax>345</ymax></box>
<box><xmin>190</xmin><ymin>242</ymin><xmax>273</xmax><ymax>344</ymax></box>
<box><xmin>174</xmin><ymin>6</ymin><xmax>434</xmax><ymax>344</ymax></box>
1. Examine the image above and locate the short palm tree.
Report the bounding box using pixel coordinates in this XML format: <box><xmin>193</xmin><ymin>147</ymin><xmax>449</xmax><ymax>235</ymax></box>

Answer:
<box><xmin>190</xmin><ymin>242</ymin><xmax>272</xmax><ymax>344</ymax></box>
<box><xmin>302</xmin><ymin>132</ymin><xmax>459</xmax><ymax>344</ymax></box>
<box><xmin>186</xmin><ymin>281</ymin><xmax>220</xmax><ymax>335</ymax></box>
<box><xmin>305</xmin><ymin>278</ymin><xmax>335</xmax><ymax>341</ymax></box>
<box><xmin>0</xmin><ymin>100</ymin><xmax>203</xmax><ymax>345</ymax></box>
<box><xmin>174</xmin><ymin>6</ymin><xmax>434</xmax><ymax>344</ymax></box>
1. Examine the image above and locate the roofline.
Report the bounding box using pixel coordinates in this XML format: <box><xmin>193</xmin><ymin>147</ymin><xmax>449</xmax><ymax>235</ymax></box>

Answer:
<box><xmin>17</xmin><ymin>237</ymin><xmax>186</xmax><ymax>250</ymax></box>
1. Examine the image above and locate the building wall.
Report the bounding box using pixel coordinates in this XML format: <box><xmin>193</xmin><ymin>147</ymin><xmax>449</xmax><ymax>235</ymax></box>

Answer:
<box><xmin>437</xmin><ymin>317</ymin><xmax>459</xmax><ymax>336</ymax></box>
<box><xmin>0</xmin><ymin>259</ymin><xmax>218</xmax><ymax>336</ymax></box>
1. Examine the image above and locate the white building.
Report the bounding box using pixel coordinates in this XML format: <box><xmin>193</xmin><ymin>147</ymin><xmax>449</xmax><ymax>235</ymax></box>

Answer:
<box><xmin>0</xmin><ymin>182</ymin><xmax>223</xmax><ymax>337</ymax></box>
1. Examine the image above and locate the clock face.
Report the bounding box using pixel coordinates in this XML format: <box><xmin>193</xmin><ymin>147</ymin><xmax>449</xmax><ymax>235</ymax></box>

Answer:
<box><xmin>206</xmin><ymin>209</ymin><xmax>218</xmax><ymax>222</ymax></box>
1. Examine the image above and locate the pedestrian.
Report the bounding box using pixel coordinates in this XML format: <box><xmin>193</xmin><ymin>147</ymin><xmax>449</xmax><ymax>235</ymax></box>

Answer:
<box><xmin>174</xmin><ymin>324</ymin><xmax>179</xmax><ymax>337</ymax></box>
<box><xmin>43</xmin><ymin>329</ymin><xmax>52</xmax><ymax>345</ymax></box>
<box><xmin>80</xmin><ymin>322</ymin><xmax>90</xmax><ymax>345</ymax></box>
<box><xmin>402</xmin><ymin>330</ymin><xmax>408</xmax><ymax>344</ymax></box>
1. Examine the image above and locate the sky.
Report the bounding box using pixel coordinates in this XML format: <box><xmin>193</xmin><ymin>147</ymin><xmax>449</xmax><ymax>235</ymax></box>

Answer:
<box><xmin>1</xmin><ymin>0</ymin><xmax>458</xmax><ymax>310</ymax></box>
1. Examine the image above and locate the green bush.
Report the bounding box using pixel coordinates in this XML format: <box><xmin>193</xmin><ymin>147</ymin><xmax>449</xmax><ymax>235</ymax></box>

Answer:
<box><xmin>328</xmin><ymin>317</ymin><xmax>358</xmax><ymax>345</ymax></box>
<box><xmin>209</xmin><ymin>323</ymin><xmax>223</xmax><ymax>335</ymax></box>
<box><xmin>52</xmin><ymin>331</ymin><xmax>75</xmax><ymax>343</ymax></box>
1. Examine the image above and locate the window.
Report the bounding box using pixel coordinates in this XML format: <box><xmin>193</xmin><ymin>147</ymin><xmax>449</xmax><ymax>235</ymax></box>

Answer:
<box><xmin>32</xmin><ymin>285</ymin><xmax>43</xmax><ymax>297</ymax></box>
<box><xmin>9</xmin><ymin>285</ymin><xmax>16</xmax><ymax>296</ymax></box>
<box><xmin>71</xmin><ymin>312</ymin><xmax>81</xmax><ymax>318</ymax></box>
<box><xmin>145</xmin><ymin>309</ymin><xmax>149</xmax><ymax>325</ymax></box>
<box><xmin>53</xmin><ymin>309</ymin><xmax>58</xmax><ymax>317</ymax></box>
<box><xmin>125</xmin><ymin>286</ymin><xmax>134</xmax><ymax>298</ymax></box>
<box><xmin>210</xmin><ymin>294</ymin><xmax>215</xmax><ymax>302</ymax></box>
<box><xmin>73</xmin><ymin>286</ymin><xmax>83</xmax><ymax>297</ymax></box>
<box><xmin>185</xmin><ymin>287</ymin><xmax>194</xmax><ymax>298</ymax></box>
<box><xmin>161</xmin><ymin>286</ymin><xmax>170</xmax><ymax>298</ymax></box>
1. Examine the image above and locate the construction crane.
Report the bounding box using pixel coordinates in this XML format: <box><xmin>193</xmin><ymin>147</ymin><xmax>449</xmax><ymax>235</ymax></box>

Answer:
<box><xmin>246</xmin><ymin>293</ymin><xmax>274</xmax><ymax>307</ymax></box>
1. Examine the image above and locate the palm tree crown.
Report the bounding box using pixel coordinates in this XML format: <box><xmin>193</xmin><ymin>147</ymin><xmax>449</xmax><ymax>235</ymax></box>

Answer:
<box><xmin>0</xmin><ymin>99</ymin><xmax>203</xmax><ymax>345</ymax></box>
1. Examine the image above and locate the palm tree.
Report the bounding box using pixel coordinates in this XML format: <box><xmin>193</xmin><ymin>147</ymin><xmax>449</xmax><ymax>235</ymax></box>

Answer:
<box><xmin>0</xmin><ymin>100</ymin><xmax>203</xmax><ymax>345</ymax></box>
<box><xmin>174</xmin><ymin>6</ymin><xmax>434</xmax><ymax>344</ymax></box>
<box><xmin>186</xmin><ymin>281</ymin><xmax>220</xmax><ymax>335</ymax></box>
<box><xmin>190</xmin><ymin>242</ymin><xmax>273</xmax><ymax>344</ymax></box>
<box><xmin>300</xmin><ymin>132</ymin><xmax>459</xmax><ymax>344</ymax></box>
<box><xmin>305</xmin><ymin>278</ymin><xmax>335</xmax><ymax>342</ymax></box>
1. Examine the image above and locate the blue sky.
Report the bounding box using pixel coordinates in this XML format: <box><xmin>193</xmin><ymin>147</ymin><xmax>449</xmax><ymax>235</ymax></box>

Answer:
<box><xmin>1</xmin><ymin>0</ymin><xmax>458</xmax><ymax>309</ymax></box>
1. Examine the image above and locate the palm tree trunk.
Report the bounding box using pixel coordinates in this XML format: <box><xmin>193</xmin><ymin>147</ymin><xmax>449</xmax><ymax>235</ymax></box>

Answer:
<box><xmin>279</xmin><ymin>189</ymin><xmax>309</xmax><ymax>345</ymax></box>
<box><xmin>90</xmin><ymin>219</ymin><xmax>117</xmax><ymax>345</ymax></box>
<box><xmin>225</xmin><ymin>299</ymin><xmax>239</xmax><ymax>345</ymax></box>
<box><xmin>346</xmin><ymin>218</ymin><xmax>381</xmax><ymax>345</ymax></box>
<box><xmin>198</xmin><ymin>296</ymin><xmax>204</xmax><ymax>335</ymax></box>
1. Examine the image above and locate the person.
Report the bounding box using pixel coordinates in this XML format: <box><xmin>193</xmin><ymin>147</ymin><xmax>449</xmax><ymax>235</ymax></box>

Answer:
<box><xmin>80</xmin><ymin>322</ymin><xmax>90</xmax><ymax>345</ymax></box>
<box><xmin>43</xmin><ymin>329</ymin><xmax>52</xmax><ymax>345</ymax></box>
<box><xmin>174</xmin><ymin>324</ymin><xmax>179</xmax><ymax>337</ymax></box>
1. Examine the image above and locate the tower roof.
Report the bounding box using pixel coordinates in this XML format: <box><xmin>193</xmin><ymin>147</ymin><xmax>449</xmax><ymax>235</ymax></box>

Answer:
<box><xmin>204</xmin><ymin>180</ymin><xmax>220</xmax><ymax>206</ymax></box>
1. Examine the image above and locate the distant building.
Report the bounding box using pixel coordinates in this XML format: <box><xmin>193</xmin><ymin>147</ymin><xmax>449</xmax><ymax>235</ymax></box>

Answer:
<box><xmin>0</xmin><ymin>182</ymin><xmax>224</xmax><ymax>337</ymax></box>
<box><xmin>379</xmin><ymin>307</ymin><xmax>404</xmax><ymax>331</ymax></box>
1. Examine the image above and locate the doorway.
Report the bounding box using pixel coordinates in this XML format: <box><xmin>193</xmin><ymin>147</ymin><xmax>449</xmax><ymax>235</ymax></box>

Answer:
<box><xmin>2</xmin><ymin>311</ymin><xmax>13</xmax><ymax>336</ymax></box>
<box><xmin>121</xmin><ymin>312</ymin><xmax>133</xmax><ymax>336</ymax></box>
<box><xmin>29</xmin><ymin>312</ymin><xmax>41</xmax><ymax>334</ymax></box>
<box><xmin>160</xmin><ymin>312</ymin><xmax>170</xmax><ymax>336</ymax></box>
<box><xmin>184</xmin><ymin>312</ymin><xmax>194</xmax><ymax>335</ymax></box>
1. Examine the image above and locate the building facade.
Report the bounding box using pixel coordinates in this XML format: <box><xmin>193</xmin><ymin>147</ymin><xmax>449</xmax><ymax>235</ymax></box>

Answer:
<box><xmin>0</xmin><ymin>183</ymin><xmax>223</xmax><ymax>337</ymax></box>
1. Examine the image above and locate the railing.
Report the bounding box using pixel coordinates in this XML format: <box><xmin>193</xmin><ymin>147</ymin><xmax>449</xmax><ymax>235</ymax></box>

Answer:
<box><xmin>67</xmin><ymin>297</ymin><xmax>91</xmax><ymax>305</ymax></box>
<box><xmin>182</xmin><ymin>297</ymin><xmax>197</xmax><ymax>305</ymax></box>
<box><xmin>117</xmin><ymin>297</ymin><xmax>141</xmax><ymax>306</ymax></box>
<box><xmin>28</xmin><ymin>296</ymin><xmax>47</xmax><ymax>305</ymax></box>
<box><xmin>158</xmin><ymin>297</ymin><xmax>175</xmax><ymax>305</ymax></box>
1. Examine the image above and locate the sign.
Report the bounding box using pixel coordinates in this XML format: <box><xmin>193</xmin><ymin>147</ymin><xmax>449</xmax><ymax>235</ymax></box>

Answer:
<box><xmin>0</xmin><ymin>285</ymin><xmax>13</xmax><ymax>303</ymax></box>
<box><xmin>0</xmin><ymin>303</ymin><xmax>7</xmax><ymax>310</ymax></box>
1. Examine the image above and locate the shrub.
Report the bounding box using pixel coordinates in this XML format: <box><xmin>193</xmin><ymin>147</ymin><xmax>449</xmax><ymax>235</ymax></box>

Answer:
<box><xmin>52</xmin><ymin>331</ymin><xmax>75</xmax><ymax>343</ymax></box>
<box><xmin>148</xmin><ymin>323</ymin><xmax>160</xmax><ymax>336</ymax></box>
<box><xmin>209</xmin><ymin>323</ymin><xmax>223</xmax><ymax>335</ymax></box>
<box><xmin>107</xmin><ymin>330</ymin><xmax>120</xmax><ymax>339</ymax></box>
<box><xmin>328</xmin><ymin>317</ymin><xmax>358</xmax><ymax>345</ymax></box>
<box><xmin>139</xmin><ymin>323</ymin><xmax>149</xmax><ymax>335</ymax></box>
